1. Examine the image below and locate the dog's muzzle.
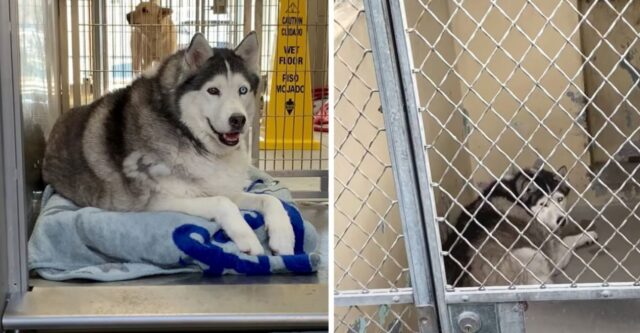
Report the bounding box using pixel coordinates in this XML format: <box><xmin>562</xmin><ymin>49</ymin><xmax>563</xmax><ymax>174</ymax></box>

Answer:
<box><xmin>229</xmin><ymin>113</ymin><xmax>246</xmax><ymax>132</ymax></box>
<box><xmin>207</xmin><ymin>118</ymin><xmax>241</xmax><ymax>147</ymax></box>
<box><xmin>557</xmin><ymin>217</ymin><xmax>567</xmax><ymax>227</ymax></box>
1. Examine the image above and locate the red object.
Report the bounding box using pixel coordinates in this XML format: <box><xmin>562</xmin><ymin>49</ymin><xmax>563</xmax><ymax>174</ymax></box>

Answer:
<box><xmin>313</xmin><ymin>87</ymin><xmax>329</xmax><ymax>132</ymax></box>
<box><xmin>313</xmin><ymin>102</ymin><xmax>329</xmax><ymax>132</ymax></box>
<box><xmin>313</xmin><ymin>87</ymin><xmax>329</xmax><ymax>101</ymax></box>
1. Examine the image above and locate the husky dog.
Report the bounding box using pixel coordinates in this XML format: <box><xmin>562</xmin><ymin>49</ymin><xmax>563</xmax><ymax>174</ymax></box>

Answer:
<box><xmin>127</xmin><ymin>1</ymin><xmax>178</xmax><ymax>72</ymax></box>
<box><xmin>43</xmin><ymin>33</ymin><xmax>294</xmax><ymax>255</ymax></box>
<box><xmin>444</xmin><ymin>165</ymin><xmax>598</xmax><ymax>287</ymax></box>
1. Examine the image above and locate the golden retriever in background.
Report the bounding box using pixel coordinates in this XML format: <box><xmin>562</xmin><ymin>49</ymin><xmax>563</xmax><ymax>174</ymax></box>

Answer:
<box><xmin>127</xmin><ymin>1</ymin><xmax>177</xmax><ymax>72</ymax></box>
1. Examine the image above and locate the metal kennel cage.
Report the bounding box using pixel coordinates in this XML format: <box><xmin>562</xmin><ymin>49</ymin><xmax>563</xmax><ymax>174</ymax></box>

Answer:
<box><xmin>0</xmin><ymin>0</ymin><xmax>327</xmax><ymax>331</ymax></box>
<box><xmin>336</xmin><ymin>0</ymin><xmax>640</xmax><ymax>332</ymax></box>
<box><xmin>60</xmin><ymin>0</ymin><xmax>328</xmax><ymax>199</ymax></box>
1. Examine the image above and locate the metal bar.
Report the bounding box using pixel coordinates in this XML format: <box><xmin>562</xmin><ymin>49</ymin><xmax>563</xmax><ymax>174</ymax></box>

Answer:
<box><xmin>320</xmin><ymin>171</ymin><xmax>328</xmax><ymax>195</ymax></box>
<box><xmin>254</xmin><ymin>0</ymin><xmax>262</xmax><ymax>50</ymax></box>
<box><xmin>0</xmin><ymin>0</ymin><xmax>28</xmax><ymax>295</ymax></box>
<box><xmin>363</xmin><ymin>0</ymin><xmax>441</xmax><ymax>332</ymax></box>
<box><xmin>243</xmin><ymin>0</ymin><xmax>252</xmax><ymax>35</ymax></box>
<box><xmin>334</xmin><ymin>288</ymin><xmax>415</xmax><ymax>307</ymax></box>
<box><xmin>290</xmin><ymin>190</ymin><xmax>328</xmax><ymax>200</ymax></box>
<box><xmin>70</xmin><ymin>0</ymin><xmax>81</xmax><ymax>107</ymax></box>
<box><xmin>385</xmin><ymin>0</ymin><xmax>450</xmax><ymax>330</ymax></box>
<box><xmin>447</xmin><ymin>284</ymin><xmax>640</xmax><ymax>304</ymax></box>
<box><xmin>251</xmin><ymin>118</ymin><xmax>260</xmax><ymax>166</ymax></box>
<box><xmin>251</xmin><ymin>0</ymin><xmax>262</xmax><ymax>168</ymax></box>
<box><xmin>3</xmin><ymin>284</ymin><xmax>328</xmax><ymax>331</ymax></box>
<box><xmin>250</xmin><ymin>0</ymin><xmax>262</xmax><ymax>167</ymax></box>
<box><xmin>58</xmin><ymin>0</ymin><xmax>70</xmax><ymax>112</ymax></box>
<box><xmin>267</xmin><ymin>170</ymin><xmax>326</xmax><ymax>178</ymax></box>
<box><xmin>0</xmin><ymin>1</ymin><xmax>11</xmax><ymax>323</ymax></box>
<box><xmin>497</xmin><ymin>303</ymin><xmax>526</xmax><ymax>333</ymax></box>
<box><xmin>91</xmin><ymin>0</ymin><xmax>103</xmax><ymax>97</ymax></box>
<box><xmin>100</xmin><ymin>0</ymin><xmax>109</xmax><ymax>93</ymax></box>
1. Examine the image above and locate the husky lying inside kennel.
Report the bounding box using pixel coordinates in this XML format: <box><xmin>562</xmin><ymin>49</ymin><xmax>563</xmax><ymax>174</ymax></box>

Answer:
<box><xmin>403</xmin><ymin>0</ymin><xmax>640</xmax><ymax>293</ymax></box>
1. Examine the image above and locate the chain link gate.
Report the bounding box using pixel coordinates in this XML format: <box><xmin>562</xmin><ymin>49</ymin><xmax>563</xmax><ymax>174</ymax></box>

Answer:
<box><xmin>334</xmin><ymin>0</ymin><xmax>438</xmax><ymax>332</ymax></box>
<box><xmin>338</xmin><ymin>0</ymin><xmax>640</xmax><ymax>332</ymax></box>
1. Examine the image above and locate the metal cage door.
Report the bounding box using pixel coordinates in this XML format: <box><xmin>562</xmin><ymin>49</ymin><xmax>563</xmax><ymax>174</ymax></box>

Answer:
<box><xmin>358</xmin><ymin>0</ymin><xmax>640</xmax><ymax>332</ymax></box>
<box><xmin>355</xmin><ymin>0</ymin><xmax>527</xmax><ymax>331</ymax></box>
<box><xmin>334</xmin><ymin>0</ymin><xmax>440</xmax><ymax>332</ymax></box>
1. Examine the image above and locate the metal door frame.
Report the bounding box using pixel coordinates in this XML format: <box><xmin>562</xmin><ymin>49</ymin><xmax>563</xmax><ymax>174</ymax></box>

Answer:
<box><xmin>0</xmin><ymin>0</ymin><xmax>29</xmax><ymax>300</ymax></box>
<box><xmin>360</xmin><ymin>0</ymin><xmax>640</xmax><ymax>332</ymax></box>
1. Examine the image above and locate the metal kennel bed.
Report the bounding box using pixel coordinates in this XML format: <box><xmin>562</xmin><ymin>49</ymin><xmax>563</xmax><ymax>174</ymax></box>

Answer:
<box><xmin>0</xmin><ymin>0</ymin><xmax>327</xmax><ymax>331</ymax></box>
<box><xmin>336</xmin><ymin>0</ymin><xmax>640</xmax><ymax>332</ymax></box>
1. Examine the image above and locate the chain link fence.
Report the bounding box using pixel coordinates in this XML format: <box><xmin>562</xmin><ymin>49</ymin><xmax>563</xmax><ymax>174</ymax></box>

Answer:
<box><xmin>404</xmin><ymin>0</ymin><xmax>640</xmax><ymax>293</ymax></box>
<box><xmin>334</xmin><ymin>0</ymin><xmax>417</xmax><ymax>331</ymax></box>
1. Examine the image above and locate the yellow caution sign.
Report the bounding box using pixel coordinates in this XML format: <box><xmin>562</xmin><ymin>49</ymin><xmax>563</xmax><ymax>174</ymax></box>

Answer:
<box><xmin>260</xmin><ymin>0</ymin><xmax>320</xmax><ymax>150</ymax></box>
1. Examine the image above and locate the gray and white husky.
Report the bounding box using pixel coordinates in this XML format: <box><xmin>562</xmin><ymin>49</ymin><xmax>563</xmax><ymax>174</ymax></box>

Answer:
<box><xmin>43</xmin><ymin>33</ymin><xmax>294</xmax><ymax>255</ymax></box>
<box><xmin>444</xmin><ymin>165</ymin><xmax>598</xmax><ymax>287</ymax></box>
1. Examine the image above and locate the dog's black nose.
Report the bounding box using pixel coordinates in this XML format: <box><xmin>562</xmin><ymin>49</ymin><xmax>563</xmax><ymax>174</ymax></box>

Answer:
<box><xmin>126</xmin><ymin>13</ymin><xmax>132</xmax><ymax>24</ymax></box>
<box><xmin>229</xmin><ymin>114</ymin><xmax>246</xmax><ymax>130</ymax></box>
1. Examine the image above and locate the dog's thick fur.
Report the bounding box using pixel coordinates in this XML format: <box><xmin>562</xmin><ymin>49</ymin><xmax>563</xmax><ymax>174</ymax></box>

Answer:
<box><xmin>127</xmin><ymin>1</ymin><xmax>178</xmax><ymax>72</ymax></box>
<box><xmin>444</xmin><ymin>165</ymin><xmax>598</xmax><ymax>287</ymax></box>
<box><xmin>43</xmin><ymin>33</ymin><xmax>295</xmax><ymax>255</ymax></box>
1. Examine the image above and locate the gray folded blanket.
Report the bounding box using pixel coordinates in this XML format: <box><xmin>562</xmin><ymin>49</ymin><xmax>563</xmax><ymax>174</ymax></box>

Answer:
<box><xmin>28</xmin><ymin>168</ymin><xmax>320</xmax><ymax>281</ymax></box>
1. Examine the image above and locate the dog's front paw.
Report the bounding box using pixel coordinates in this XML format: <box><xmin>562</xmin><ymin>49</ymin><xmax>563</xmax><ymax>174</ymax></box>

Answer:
<box><xmin>233</xmin><ymin>231</ymin><xmax>264</xmax><ymax>256</ymax></box>
<box><xmin>585</xmin><ymin>231</ymin><xmax>599</xmax><ymax>245</ymax></box>
<box><xmin>264</xmin><ymin>197</ymin><xmax>296</xmax><ymax>255</ymax></box>
<box><xmin>268</xmin><ymin>223</ymin><xmax>295</xmax><ymax>255</ymax></box>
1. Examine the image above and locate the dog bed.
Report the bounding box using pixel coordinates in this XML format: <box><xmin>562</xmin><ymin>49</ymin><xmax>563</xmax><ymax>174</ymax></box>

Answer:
<box><xmin>28</xmin><ymin>167</ymin><xmax>320</xmax><ymax>281</ymax></box>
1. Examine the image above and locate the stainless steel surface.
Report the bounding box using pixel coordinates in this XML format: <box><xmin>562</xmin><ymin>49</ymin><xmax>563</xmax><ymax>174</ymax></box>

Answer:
<box><xmin>3</xmin><ymin>284</ymin><xmax>328</xmax><ymax>330</ymax></box>
<box><xmin>0</xmin><ymin>0</ymin><xmax>13</xmax><ymax>323</ymax></box>
<box><xmin>497</xmin><ymin>303</ymin><xmax>525</xmax><ymax>333</ymax></box>
<box><xmin>6</xmin><ymin>207</ymin><xmax>327</xmax><ymax>330</ymax></box>
<box><xmin>525</xmin><ymin>299</ymin><xmax>640</xmax><ymax>333</ymax></box>
<box><xmin>1</xmin><ymin>0</ymin><xmax>29</xmax><ymax>295</ymax></box>
<box><xmin>446</xmin><ymin>284</ymin><xmax>640</xmax><ymax>304</ymax></box>
<box><xmin>334</xmin><ymin>288</ymin><xmax>414</xmax><ymax>307</ymax></box>
<box><xmin>268</xmin><ymin>170</ymin><xmax>328</xmax><ymax>199</ymax></box>
<box><xmin>364</xmin><ymin>0</ymin><xmax>441</xmax><ymax>331</ymax></box>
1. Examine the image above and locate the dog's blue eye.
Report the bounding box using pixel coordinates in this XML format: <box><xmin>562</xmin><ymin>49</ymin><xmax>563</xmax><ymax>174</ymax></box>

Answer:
<box><xmin>557</xmin><ymin>197</ymin><xmax>563</xmax><ymax>202</ymax></box>
<box><xmin>239</xmin><ymin>86</ymin><xmax>248</xmax><ymax>95</ymax></box>
<box><xmin>207</xmin><ymin>87</ymin><xmax>220</xmax><ymax>96</ymax></box>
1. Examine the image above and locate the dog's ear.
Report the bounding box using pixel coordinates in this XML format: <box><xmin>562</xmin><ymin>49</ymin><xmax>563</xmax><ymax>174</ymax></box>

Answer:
<box><xmin>558</xmin><ymin>165</ymin><xmax>567</xmax><ymax>177</ymax></box>
<box><xmin>514</xmin><ymin>173</ymin><xmax>533</xmax><ymax>195</ymax></box>
<box><xmin>235</xmin><ymin>31</ymin><xmax>260</xmax><ymax>73</ymax></box>
<box><xmin>185</xmin><ymin>33</ymin><xmax>213</xmax><ymax>69</ymax></box>
<box><xmin>161</xmin><ymin>7</ymin><xmax>172</xmax><ymax>17</ymax></box>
